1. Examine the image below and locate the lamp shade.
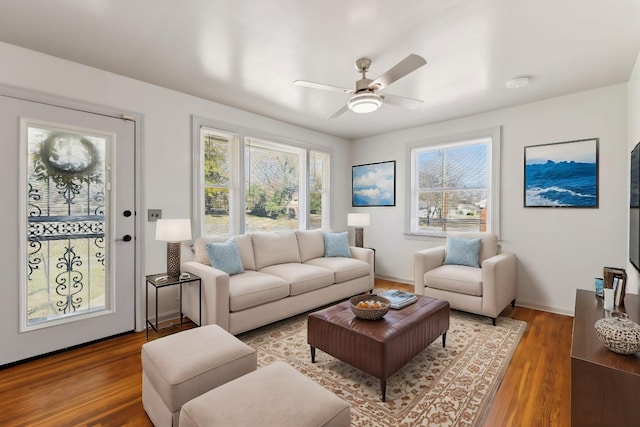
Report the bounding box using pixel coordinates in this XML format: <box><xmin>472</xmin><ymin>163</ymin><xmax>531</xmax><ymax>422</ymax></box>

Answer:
<box><xmin>347</xmin><ymin>213</ymin><xmax>370</xmax><ymax>227</ymax></box>
<box><xmin>155</xmin><ymin>218</ymin><xmax>192</xmax><ymax>242</ymax></box>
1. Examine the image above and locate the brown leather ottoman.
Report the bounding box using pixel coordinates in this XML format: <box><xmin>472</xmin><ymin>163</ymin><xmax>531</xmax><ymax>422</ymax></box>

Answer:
<box><xmin>307</xmin><ymin>294</ymin><xmax>449</xmax><ymax>402</ymax></box>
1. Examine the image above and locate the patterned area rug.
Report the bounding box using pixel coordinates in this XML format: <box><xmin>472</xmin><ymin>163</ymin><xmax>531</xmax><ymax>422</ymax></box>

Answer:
<box><xmin>238</xmin><ymin>309</ymin><xmax>526</xmax><ymax>427</ymax></box>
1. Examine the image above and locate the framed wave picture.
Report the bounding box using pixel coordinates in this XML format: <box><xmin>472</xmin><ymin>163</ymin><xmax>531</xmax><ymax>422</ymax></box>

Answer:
<box><xmin>524</xmin><ymin>138</ymin><xmax>599</xmax><ymax>208</ymax></box>
<box><xmin>352</xmin><ymin>160</ymin><xmax>396</xmax><ymax>207</ymax></box>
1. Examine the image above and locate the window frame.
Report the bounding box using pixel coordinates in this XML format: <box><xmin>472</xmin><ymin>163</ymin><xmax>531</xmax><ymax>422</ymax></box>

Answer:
<box><xmin>192</xmin><ymin>116</ymin><xmax>332</xmax><ymax>237</ymax></box>
<box><xmin>405</xmin><ymin>127</ymin><xmax>501</xmax><ymax>238</ymax></box>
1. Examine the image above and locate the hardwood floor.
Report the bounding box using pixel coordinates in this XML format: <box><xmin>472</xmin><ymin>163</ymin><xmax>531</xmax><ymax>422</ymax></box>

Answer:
<box><xmin>1</xmin><ymin>279</ymin><xmax>573</xmax><ymax>426</ymax></box>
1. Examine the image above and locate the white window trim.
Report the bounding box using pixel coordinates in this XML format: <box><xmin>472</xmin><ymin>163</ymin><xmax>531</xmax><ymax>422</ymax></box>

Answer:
<box><xmin>192</xmin><ymin>116</ymin><xmax>333</xmax><ymax>237</ymax></box>
<box><xmin>405</xmin><ymin>126</ymin><xmax>501</xmax><ymax>239</ymax></box>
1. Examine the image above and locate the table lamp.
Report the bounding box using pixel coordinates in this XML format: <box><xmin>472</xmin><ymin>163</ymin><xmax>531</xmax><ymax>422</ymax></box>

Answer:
<box><xmin>347</xmin><ymin>213</ymin><xmax>370</xmax><ymax>248</ymax></box>
<box><xmin>155</xmin><ymin>218</ymin><xmax>192</xmax><ymax>277</ymax></box>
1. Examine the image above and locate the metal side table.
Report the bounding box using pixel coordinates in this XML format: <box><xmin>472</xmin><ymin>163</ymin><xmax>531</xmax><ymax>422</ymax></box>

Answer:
<box><xmin>145</xmin><ymin>273</ymin><xmax>201</xmax><ymax>340</ymax></box>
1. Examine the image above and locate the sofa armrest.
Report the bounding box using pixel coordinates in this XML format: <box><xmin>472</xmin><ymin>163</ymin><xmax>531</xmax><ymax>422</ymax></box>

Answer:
<box><xmin>413</xmin><ymin>246</ymin><xmax>446</xmax><ymax>295</ymax></box>
<box><xmin>350</xmin><ymin>246</ymin><xmax>375</xmax><ymax>290</ymax></box>
<box><xmin>182</xmin><ymin>261</ymin><xmax>231</xmax><ymax>331</ymax></box>
<box><xmin>481</xmin><ymin>252</ymin><xmax>517</xmax><ymax>318</ymax></box>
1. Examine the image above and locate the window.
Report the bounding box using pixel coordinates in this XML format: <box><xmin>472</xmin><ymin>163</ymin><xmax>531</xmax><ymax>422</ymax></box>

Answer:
<box><xmin>309</xmin><ymin>150</ymin><xmax>330</xmax><ymax>230</ymax></box>
<box><xmin>409</xmin><ymin>129</ymin><xmax>500</xmax><ymax>236</ymax></box>
<box><xmin>201</xmin><ymin>128</ymin><xmax>237</xmax><ymax>235</ymax></box>
<box><xmin>244</xmin><ymin>138</ymin><xmax>304</xmax><ymax>232</ymax></box>
<box><xmin>193</xmin><ymin>118</ymin><xmax>331</xmax><ymax>236</ymax></box>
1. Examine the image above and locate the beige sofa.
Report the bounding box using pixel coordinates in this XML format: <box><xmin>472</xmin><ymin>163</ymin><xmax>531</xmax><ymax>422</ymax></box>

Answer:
<box><xmin>413</xmin><ymin>232</ymin><xmax>516</xmax><ymax>325</ymax></box>
<box><xmin>182</xmin><ymin>230</ymin><xmax>374</xmax><ymax>335</ymax></box>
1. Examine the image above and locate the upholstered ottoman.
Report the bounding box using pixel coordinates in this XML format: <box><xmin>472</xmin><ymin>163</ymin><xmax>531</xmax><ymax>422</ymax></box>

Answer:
<box><xmin>179</xmin><ymin>361</ymin><xmax>350</xmax><ymax>427</ymax></box>
<box><xmin>308</xmin><ymin>295</ymin><xmax>450</xmax><ymax>401</ymax></box>
<box><xmin>142</xmin><ymin>325</ymin><xmax>257</xmax><ymax>427</ymax></box>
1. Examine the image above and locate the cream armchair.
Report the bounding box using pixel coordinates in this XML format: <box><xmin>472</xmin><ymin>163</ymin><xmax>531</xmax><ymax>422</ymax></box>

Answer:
<box><xmin>413</xmin><ymin>232</ymin><xmax>516</xmax><ymax>325</ymax></box>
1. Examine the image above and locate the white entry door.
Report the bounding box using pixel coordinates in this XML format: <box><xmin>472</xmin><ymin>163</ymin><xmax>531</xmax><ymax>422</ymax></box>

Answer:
<box><xmin>0</xmin><ymin>93</ymin><xmax>136</xmax><ymax>365</ymax></box>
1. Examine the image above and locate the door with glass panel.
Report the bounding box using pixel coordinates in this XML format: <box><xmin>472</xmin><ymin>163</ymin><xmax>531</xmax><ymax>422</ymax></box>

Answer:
<box><xmin>0</xmin><ymin>94</ymin><xmax>136</xmax><ymax>365</ymax></box>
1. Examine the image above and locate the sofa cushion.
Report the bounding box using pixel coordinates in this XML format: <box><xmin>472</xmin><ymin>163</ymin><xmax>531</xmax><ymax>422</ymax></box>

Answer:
<box><xmin>323</xmin><ymin>232</ymin><xmax>351</xmax><ymax>258</ymax></box>
<box><xmin>444</xmin><ymin>237</ymin><xmax>481</xmax><ymax>268</ymax></box>
<box><xmin>194</xmin><ymin>234</ymin><xmax>256</xmax><ymax>271</ymax></box>
<box><xmin>305</xmin><ymin>257</ymin><xmax>370</xmax><ymax>283</ymax></box>
<box><xmin>260</xmin><ymin>263</ymin><xmax>334</xmax><ymax>296</ymax></box>
<box><xmin>233</xmin><ymin>234</ymin><xmax>257</xmax><ymax>271</ymax></box>
<box><xmin>206</xmin><ymin>240</ymin><xmax>244</xmax><ymax>275</ymax></box>
<box><xmin>424</xmin><ymin>264</ymin><xmax>482</xmax><ymax>297</ymax></box>
<box><xmin>228</xmin><ymin>271</ymin><xmax>290</xmax><ymax>312</ymax></box>
<box><xmin>252</xmin><ymin>232</ymin><xmax>302</xmax><ymax>270</ymax></box>
<box><xmin>295</xmin><ymin>230</ymin><xmax>325</xmax><ymax>262</ymax></box>
<box><xmin>194</xmin><ymin>235</ymin><xmax>227</xmax><ymax>265</ymax></box>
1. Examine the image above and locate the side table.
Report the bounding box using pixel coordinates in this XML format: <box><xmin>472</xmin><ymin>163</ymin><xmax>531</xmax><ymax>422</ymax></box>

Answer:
<box><xmin>145</xmin><ymin>273</ymin><xmax>201</xmax><ymax>340</ymax></box>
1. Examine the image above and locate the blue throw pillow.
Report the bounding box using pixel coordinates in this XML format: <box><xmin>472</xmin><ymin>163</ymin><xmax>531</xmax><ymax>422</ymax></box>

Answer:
<box><xmin>323</xmin><ymin>232</ymin><xmax>351</xmax><ymax>258</ymax></box>
<box><xmin>444</xmin><ymin>237</ymin><xmax>482</xmax><ymax>267</ymax></box>
<box><xmin>206</xmin><ymin>239</ymin><xmax>245</xmax><ymax>275</ymax></box>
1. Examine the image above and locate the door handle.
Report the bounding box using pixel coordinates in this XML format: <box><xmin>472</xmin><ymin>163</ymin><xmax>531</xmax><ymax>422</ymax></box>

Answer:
<box><xmin>117</xmin><ymin>235</ymin><xmax>133</xmax><ymax>242</ymax></box>
<box><xmin>123</xmin><ymin>210</ymin><xmax>132</xmax><ymax>217</ymax></box>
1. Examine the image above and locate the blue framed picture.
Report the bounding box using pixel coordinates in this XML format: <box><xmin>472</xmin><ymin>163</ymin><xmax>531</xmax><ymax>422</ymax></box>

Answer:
<box><xmin>352</xmin><ymin>160</ymin><xmax>396</xmax><ymax>207</ymax></box>
<box><xmin>524</xmin><ymin>138</ymin><xmax>599</xmax><ymax>208</ymax></box>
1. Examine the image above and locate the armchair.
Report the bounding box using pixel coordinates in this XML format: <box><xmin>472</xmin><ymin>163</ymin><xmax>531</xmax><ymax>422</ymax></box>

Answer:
<box><xmin>413</xmin><ymin>232</ymin><xmax>516</xmax><ymax>325</ymax></box>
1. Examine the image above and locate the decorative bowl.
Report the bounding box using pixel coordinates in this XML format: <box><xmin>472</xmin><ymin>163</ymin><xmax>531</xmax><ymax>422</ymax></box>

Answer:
<box><xmin>349</xmin><ymin>294</ymin><xmax>390</xmax><ymax>320</ymax></box>
<box><xmin>594</xmin><ymin>314</ymin><xmax>640</xmax><ymax>355</ymax></box>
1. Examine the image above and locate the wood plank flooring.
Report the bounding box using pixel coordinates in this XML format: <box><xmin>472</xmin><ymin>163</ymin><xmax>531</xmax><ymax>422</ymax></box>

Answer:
<box><xmin>1</xmin><ymin>279</ymin><xmax>573</xmax><ymax>426</ymax></box>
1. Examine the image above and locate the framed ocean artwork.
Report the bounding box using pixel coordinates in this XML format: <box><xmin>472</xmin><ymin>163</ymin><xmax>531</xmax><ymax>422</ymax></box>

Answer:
<box><xmin>524</xmin><ymin>138</ymin><xmax>599</xmax><ymax>208</ymax></box>
<box><xmin>352</xmin><ymin>160</ymin><xmax>396</xmax><ymax>207</ymax></box>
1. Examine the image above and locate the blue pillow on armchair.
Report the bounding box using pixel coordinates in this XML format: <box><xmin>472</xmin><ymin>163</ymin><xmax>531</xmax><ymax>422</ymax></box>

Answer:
<box><xmin>444</xmin><ymin>237</ymin><xmax>482</xmax><ymax>268</ymax></box>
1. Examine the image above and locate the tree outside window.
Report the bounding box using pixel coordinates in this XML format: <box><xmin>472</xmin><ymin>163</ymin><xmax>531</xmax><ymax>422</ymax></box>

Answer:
<box><xmin>412</xmin><ymin>138</ymin><xmax>491</xmax><ymax>234</ymax></box>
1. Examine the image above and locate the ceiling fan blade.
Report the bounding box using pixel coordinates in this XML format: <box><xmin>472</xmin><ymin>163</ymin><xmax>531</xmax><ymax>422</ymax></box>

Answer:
<box><xmin>370</xmin><ymin>54</ymin><xmax>427</xmax><ymax>90</ymax></box>
<box><xmin>294</xmin><ymin>80</ymin><xmax>353</xmax><ymax>94</ymax></box>
<box><xmin>381</xmin><ymin>93</ymin><xmax>424</xmax><ymax>110</ymax></box>
<box><xmin>327</xmin><ymin>103</ymin><xmax>350</xmax><ymax>119</ymax></box>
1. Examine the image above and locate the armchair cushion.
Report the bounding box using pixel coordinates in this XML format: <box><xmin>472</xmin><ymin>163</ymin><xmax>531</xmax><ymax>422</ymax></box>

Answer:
<box><xmin>425</xmin><ymin>264</ymin><xmax>482</xmax><ymax>297</ymax></box>
<box><xmin>444</xmin><ymin>237</ymin><xmax>482</xmax><ymax>267</ymax></box>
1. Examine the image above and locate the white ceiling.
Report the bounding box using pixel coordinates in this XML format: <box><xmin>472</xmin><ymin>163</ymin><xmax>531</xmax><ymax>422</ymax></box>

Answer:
<box><xmin>0</xmin><ymin>0</ymin><xmax>638</xmax><ymax>140</ymax></box>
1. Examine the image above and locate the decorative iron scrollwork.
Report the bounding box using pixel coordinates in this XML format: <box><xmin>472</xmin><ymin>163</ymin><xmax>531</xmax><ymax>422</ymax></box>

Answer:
<box><xmin>54</xmin><ymin>245</ymin><xmax>84</xmax><ymax>314</ymax></box>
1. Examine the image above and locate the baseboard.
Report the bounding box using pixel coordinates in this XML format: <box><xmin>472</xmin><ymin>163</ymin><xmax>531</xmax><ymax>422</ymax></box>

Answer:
<box><xmin>514</xmin><ymin>301</ymin><xmax>574</xmax><ymax>317</ymax></box>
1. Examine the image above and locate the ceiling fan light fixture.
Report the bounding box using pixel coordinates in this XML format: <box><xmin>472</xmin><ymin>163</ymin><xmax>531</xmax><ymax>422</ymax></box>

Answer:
<box><xmin>348</xmin><ymin>93</ymin><xmax>382</xmax><ymax>114</ymax></box>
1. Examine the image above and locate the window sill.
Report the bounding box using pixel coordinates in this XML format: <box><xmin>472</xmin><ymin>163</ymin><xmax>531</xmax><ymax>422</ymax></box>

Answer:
<box><xmin>403</xmin><ymin>232</ymin><xmax>447</xmax><ymax>241</ymax></box>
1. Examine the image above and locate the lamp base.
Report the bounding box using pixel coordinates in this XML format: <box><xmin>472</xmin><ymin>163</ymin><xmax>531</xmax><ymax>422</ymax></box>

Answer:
<box><xmin>355</xmin><ymin>228</ymin><xmax>364</xmax><ymax>248</ymax></box>
<box><xmin>167</xmin><ymin>242</ymin><xmax>181</xmax><ymax>277</ymax></box>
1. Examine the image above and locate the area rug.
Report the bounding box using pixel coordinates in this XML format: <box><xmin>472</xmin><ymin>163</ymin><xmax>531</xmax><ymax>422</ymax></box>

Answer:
<box><xmin>238</xmin><ymin>310</ymin><xmax>526</xmax><ymax>427</ymax></box>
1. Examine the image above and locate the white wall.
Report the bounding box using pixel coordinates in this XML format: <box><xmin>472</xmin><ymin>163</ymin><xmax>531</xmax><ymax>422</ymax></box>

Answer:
<box><xmin>0</xmin><ymin>42</ymin><xmax>352</xmax><ymax>327</ymax></box>
<box><xmin>352</xmin><ymin>84</ymin><xmax>629</xmax><ymax>315</ymax></box>
<box><xmin>627</xmin><ymin>53</ymin><xmax>640</xmax><ymax>294</ymax></box>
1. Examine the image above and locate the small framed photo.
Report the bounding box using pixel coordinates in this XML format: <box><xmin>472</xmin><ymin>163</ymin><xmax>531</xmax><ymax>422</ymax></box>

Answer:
<box><xmin>524</xmin><ymin>138</ymin><xmax>599</xmax><ymax>208</ymax></box>
<box><xmin>352</xmin><ymin>161</ymin><xmax>396</xmax><ymax>207</ymax></box>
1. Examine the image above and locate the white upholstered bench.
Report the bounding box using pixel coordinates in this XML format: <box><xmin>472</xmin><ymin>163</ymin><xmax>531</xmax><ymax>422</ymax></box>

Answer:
<box><xmin>141</xmin><ymin>325</ymin><xmax>257</xmax><ymax>426</ymax></box>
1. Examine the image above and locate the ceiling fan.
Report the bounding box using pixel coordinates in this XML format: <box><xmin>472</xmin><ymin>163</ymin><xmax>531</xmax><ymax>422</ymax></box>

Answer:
<box><xmin>294</xmin><ymin>54</ymin><xmax>427</xmax><ymax>119</ymax></box>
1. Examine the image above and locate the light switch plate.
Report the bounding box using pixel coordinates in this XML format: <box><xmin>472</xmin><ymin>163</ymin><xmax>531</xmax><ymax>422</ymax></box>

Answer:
<box><xmin>148</xmin><ymin>209</ymin><xmax>162</xmax><ymax>222</ymax></box>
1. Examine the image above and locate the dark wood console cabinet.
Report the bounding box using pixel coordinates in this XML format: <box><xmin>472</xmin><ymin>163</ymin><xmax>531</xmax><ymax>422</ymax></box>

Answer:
<box><xmin>571</xmin><ymin>289</ymin><xmax>640</xmax><ymax>426</ymax></box>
